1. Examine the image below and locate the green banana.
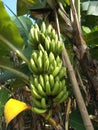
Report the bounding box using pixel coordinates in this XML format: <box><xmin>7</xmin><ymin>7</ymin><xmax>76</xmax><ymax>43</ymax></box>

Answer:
<box><xmin>30</xmin><ymin>26</ymin><xmax>35</xmax><ymax>40</ymax></box>
<box><xmin>51</xmin><ymin>80</ymin><xmax>60</xmax><ymax>96</ymax></box>
<box><xmin>53</xmin><ymin>90</ymin><xmax>65</xmax><ymax>103</ymax></box>
<box><xmin>51</xmin><ymin>29</ymin><xmax>56</xmax><ymax>39</ymax></box>
<box><xmin>43</xmin><ymin>51</ymin><xmax>49</xmax><ymax>72</ymax></box>
<box><xmin>47</xmin><ymin>24</ymin><xmax>52</xmax><ymax>33</ymax></box>
<box><xmin>52</xmin><ymin>66</ymin><xmax>61</xmax><ymax>77</ymax></box>
<box><xmin>32</xmin><ymin>97</ymin><xmax>41</xmax><ymax>108</ymax></box>
<box><xmin>49</xmin><ymin>74</ymin><xmax>54</xmax><ymax>89</ymax></box>
<box><xmin>45</xmin><ymin>80</ymin><xmax>51</xmax><ymax>95</ymax></box>
<box><xmin>33</xmin><ymin>76</ymin><xmax>39</xmax><ymax>87</ymax></box>
<box><xmin>45</xmin><ymin>58</ymin><xmax>50</xmax><ymax>72</ymax></box>
<box><xmin>45</xmin><ymin>37</ymin><xmax>50</xmax><ymax>51</ymax></box>
<box><xmin>50</xmin><ymin>39</ymin><xmax>56</xmax><ymax>53</ymax></box>
<box><xmin>34</xmin><ymin>29</ymin><xmax>39</xmax><ymax>42</ymax></box>
<box><xmin>58</xmin><ymin>91</ymin><xmax>68</xmax><ymax>104</ymax></box>
<box><xmin>32</xmin><ymin>107</ymin><xmax>47</xmax><ymax>114</ymax></box>
<box><xmin>31</xmin><ymin>51</ymin><xmax>38</xmax><ymax>64</ymax></box>
<box><xmin>34</xmin><ymin>23</ymin><xmax>40</xmax><ymax>32</ymax></box>
<box><xmin>37</xmin><ymin>83</ymin><xmax>46</xmax><ymax>97</ymax></box>
<box><xmin>38</xmin><ymin>44</ymin><xmax>45</xmax><ymax>52</ymax></box>
<box><xmin>58</xmin><ymin>67</ymin><xmax>66</xmax><ymax>79</ymax></box>
<box><xmin>29</xmin><ymin>58</ymin><xmax>38</xmax><ymax>74</ymax></box>
<box><xmin>41</xmin><ymin>22</ymin><xmax>46</xmax><ymax>33</ymax></box>
<box><xmin>37</xmin><ymin>56</ymin><xmax>42</xmax><ymax>72</ymax></box>
<box><xmin>30</xmin><ymin>84</ymin><xmax>42</xmax><ymax>99</ymax></box>
<box><xmin>49</xmin><ymin>52</ymin><xmax>55</xmax><ymax>63</ymax></box>
<box><xmin>44</xmin><ymin>74</ymin><xmax>49</xmax><ymax>82</ymax></box>
<box><xmin>57</xmin><ymin>42</ymin><xmax>64</xmax><ymax>54</ymax></box>
<box><xmin>56</xmin><ymin>56</ymin><xmax>62</xmax><ymax>67</ymax></box>
<box><xmin>48</xmin><ymin>64</ymin><xmax>55</xmax><ymax>74</ymax></box>
<box><xmin>39</xmin><ymin>75</ymin><xmax>45</xmax><ymax>89</ymax></box>
<box><xmin>61</xmin><ymin>79</ymin><xmax>66</xmax><ymax>88</ymax></box>
<box><xmin>41</xmin><ymin>98</ymin><xmax>47</xmax><ymax>109</ymax></box>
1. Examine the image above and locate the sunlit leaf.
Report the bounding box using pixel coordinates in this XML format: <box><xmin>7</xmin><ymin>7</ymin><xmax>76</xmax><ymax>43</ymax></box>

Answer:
<box><xmin>17</xmin><ymin>0</ymin><xmax>39</xmax><ymax>16</ymax></box>
<box><xmin>4</xmin><ymin>98</ymin><xmax>31</xmax><ymax>127</ymax></box>
<box><xmin>0</xmin><ymin>1</ymin><xmax>24</xmax><ymax>65</ymax></box>
<box><xmin>82</xmin><ymin>26</ymin><xmax>91</xmax><ymax>34</ymax></box>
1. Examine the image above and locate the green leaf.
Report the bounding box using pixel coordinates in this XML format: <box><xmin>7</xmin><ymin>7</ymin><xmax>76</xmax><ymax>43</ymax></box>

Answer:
<box><xmin>11</xmin><ymin>16</ymin><xmax>33</xmax><ymax>46</ymax></box>
<box><xmin>0</xmin><ymin>1</ymin><xmax>23</xmax><ymax>48</ymax></box>
<box><xmin>0</xmin><ymin>88</ymin><xmax>10</xmax><ymax>115</ymax></box>
<box><xmin>82</xmin><ymin>26</ymin><xmax>91</xmax><ymax>34</ymax></box>
<box><xmin>82</xmin><ymin>1</ymin><xmax>98</xmax><ymax>16</ymax></box>
<box><xmin>84</xmin><ymin>30</ymin><xmax>98</xmax><ymax>48</ymax></box>
<box><xmin>69</xmin><ymin>110</ymin><xmax>85</xmax><ymax>130</ymax></box>
<box><xmin>0</xmin><ymin>1</ymin><xmax>24</xmax><ymax>65</ymax></box>
<box><xmin>84</xmin><ymin>28</ymin><xmax>98</xmax><ymax>59</ymax></box>
<box><xmin>17</xmin><ymin>0</ymin><xmax>39</xmax><ymax>16</ymax></box>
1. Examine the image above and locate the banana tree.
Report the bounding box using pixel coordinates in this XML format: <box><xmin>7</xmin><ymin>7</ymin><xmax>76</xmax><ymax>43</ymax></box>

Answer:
<box><xmin>0</xmin><ymin>0</ymin><xmax>98</xmax><ymax>130</ymax></box>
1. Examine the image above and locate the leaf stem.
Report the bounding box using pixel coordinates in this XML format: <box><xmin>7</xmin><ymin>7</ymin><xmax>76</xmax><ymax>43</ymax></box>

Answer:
<box><xmin>0</xmin><ymin>65</ymin><xmax>29</xmax><ymax>82</ymax></box>
<box><xmin>0</xmin><ymin>35</ymin><xmax>29</xmax><ymax>65</ymax></box>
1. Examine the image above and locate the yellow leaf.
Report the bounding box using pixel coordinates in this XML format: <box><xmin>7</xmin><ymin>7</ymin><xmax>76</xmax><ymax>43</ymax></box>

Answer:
<box><xmin>4</xmin><ymin>98</ymin><xmax>31</xmax><ymax>127</ymax></box>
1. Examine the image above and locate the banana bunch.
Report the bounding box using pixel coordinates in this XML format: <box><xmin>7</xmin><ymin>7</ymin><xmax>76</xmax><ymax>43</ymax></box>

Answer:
<box><xmin>29</xmin><ymin>50</ymin><xmax>65</xmax><ymax>75</ymax></box>
<box><xmin>28</xmin><ymin>22</ymin><xmax>68</xmax><ymax>115</ymax></box>
<box><xmin>28</xmin><ymin>22</ymin><xmax>64</xmax><ymax>55</ymax></box>
<box><xmin>30</xmin><ymin>74</ymin><xmax>68</xmax><ymax>114</ymax></box>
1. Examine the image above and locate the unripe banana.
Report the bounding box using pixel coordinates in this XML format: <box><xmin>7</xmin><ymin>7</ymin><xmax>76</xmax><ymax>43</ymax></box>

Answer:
<box><xmin>29</xmin><ymin>58</ymin><xmax>38</xmax><ymax>74</ymax></box>
<box><xmin>56</xmin><ymin>56</ymin><xmax>62</xmax><ymax>67</ymax></box>
<box><xmin>49</xmin><ymin>74</ymin><xmax>54</xmax><ymax>89</ymax></box>
<box><xmin>39</xmin><ymin>75</ymin><xmax>45</xmax><ymax>90</ymax></box>
<box><xmin>34</xmin><ymin>29</ymin><xmax>39</xmax><ymax>42</ymax></box>
<box><xmin>31</xmin><ymin>51</ymin><xmax>38</xmax><ymax>64</ymax></box>
<box><xmin>32</xmin><ymin>107</ymin><xmax>47</xmax><ymax>114</ymax></box>
<box><xmin>38</xmin><ymin>44</ymin><xmax>45</xmax><ymax>52</ymax></box>
<box><xmin>32</xmin><ymin>97</ymin><xmax>41</xmax><ymax>108</ymax></box>
<box><xmin>57</xmin><ymin>42</ymin><xmax>64</xmax><ymax>54</ymax></box>
<box><xmin>53</xmin><ymin>90</ymin><xmax>65</xmax><ymax>103</ymax></box>
<box><xmin>44</xmin><ymin>58</ymin><xmax>49</xmax><ymax>73</ymax></box>
<box><xmin>51</xmin><ymin>80</ymin><xmax>60</xmax><ymax>96</ymax></box>
<box><xmin>58</xmin><ymin>67</ymin><xmax>66</xmax><ymax>79</ymax></box>
<box><xmin>30</xmin><ymin>84</ymin><xmax>42</xmax><ymax>99</ymax></box>
<box><xmin>47</xmin><ymin>24</ymin><xmax>52</xmax><ymax>33</ymax></box>
<box><xmin>37</xmin><ymin>56</ymin><xmax>42</xmax><ymax>72</ymax></box>
<box><xmin>33</xmin><ymin>76</ymin><xmax>39</xmax><ymax>88</ymax></box>
<box><xmin>43</xmin><ymin>51</ymin><xmax>49</xmax><ymax>72</ymax></box>
<box><xmin>52</xmin><ymin>60</ymin><xmax>57</xmax><ymax>69</ymax></box>
<box><xmin>34</xmin><ymin>23</ymin><xmax>40</xmax><ymax>32</ymax></box>
<box><xmin>45</xmin><ymin>37</ymin><xmax>50</xmax><ymax>51</ymax></box>
<box><xmin>41</xmin><ymin>98</ymin><xmax>47</xmax><ymax>109</ymax></box>
<box><xmin>45</xmin><ymin>80</ymin><xmax>51</xmax><ymax>96</ymax></box>
<box><xmin>37</xmin><ymin>83</ymin><xmax>46</xmax><ymax>97</ymax></box>
<box><xmin>48</xmin><ymin>64</ymin><xmax>54</xmax><ymax>74</ymax></box>
<box><xmin>58</xmin><ymin>91</ymin><xmax>68</xmax><ymax>104</ymax></box>
<box><xmin>49</xmin><ymin>52</ymin><xmax>55</xmax><ymax>63</ymax></box>
<box><xmin>52</xmin><ymin>66</ymin><xmax>61</xmax><ymax>77</ymax></box>
<box><xmin>30</xmin><ymin>26</ymin><xmax>35</xmax><ymax>40</ymax></box>
<box><xmin>41</xmin><ymin>22</ymin><xmax>46</xmax><ymax>33</ymax></box>
<box><xmin>44</xmin><ymin>74</ymin><xmax>49</xmax><ymax>82</ymax></box>
<box><xmin>51</xmin><ymin>29</ymin><xmax>56</xmax><ymax>39</ymax></box>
